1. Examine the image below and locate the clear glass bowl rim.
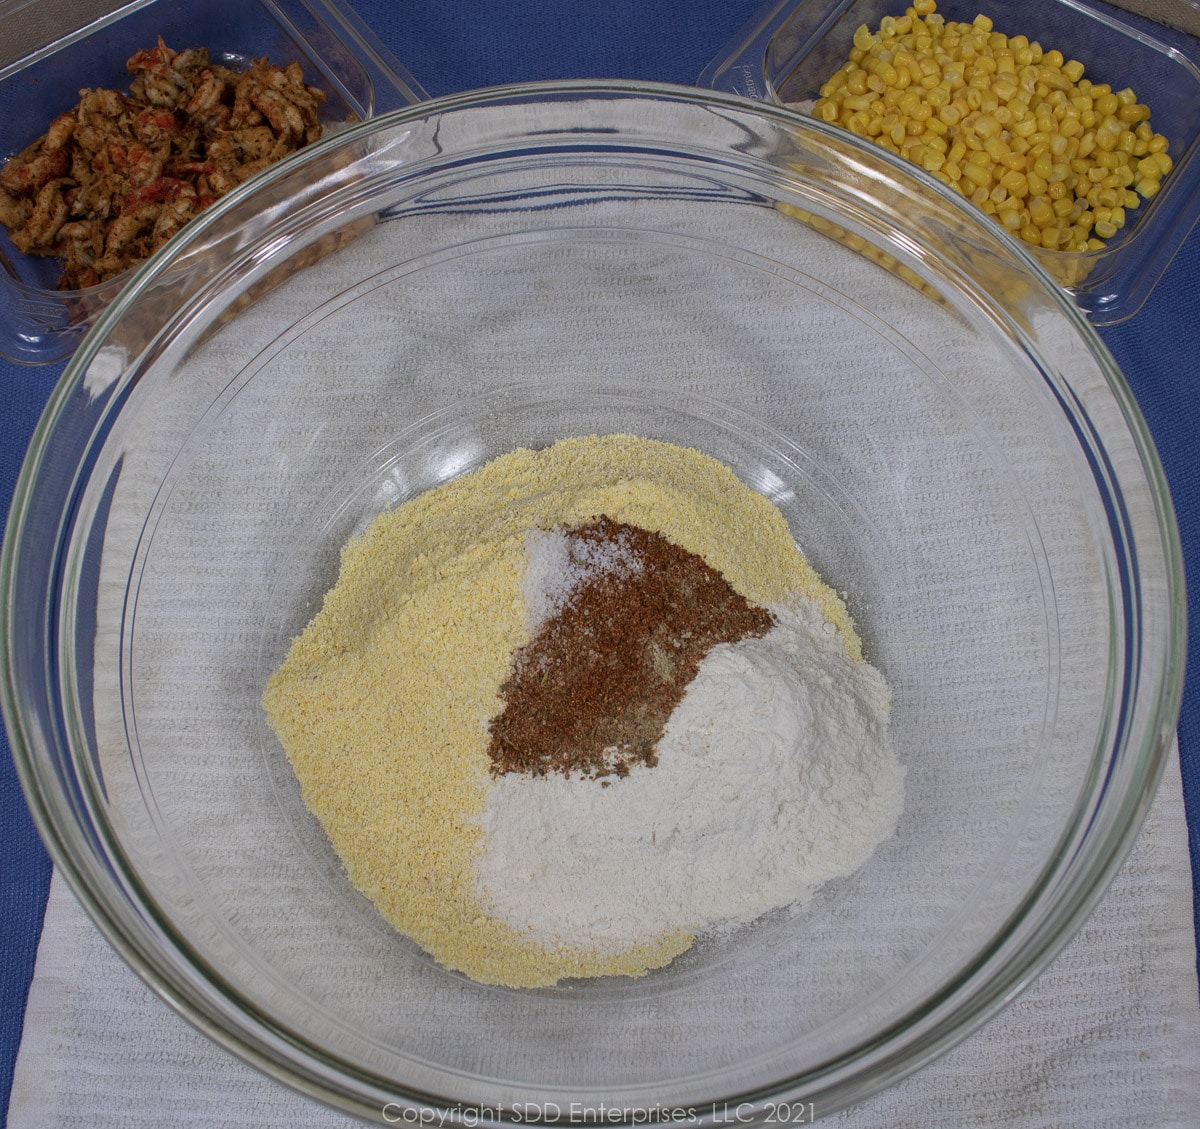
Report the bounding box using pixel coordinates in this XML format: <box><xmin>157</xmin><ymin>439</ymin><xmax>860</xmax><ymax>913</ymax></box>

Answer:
<box><xmin>0</xmin><ymin>79</ymin><xmax>1187</xmax><ymax>1124</ymax></box>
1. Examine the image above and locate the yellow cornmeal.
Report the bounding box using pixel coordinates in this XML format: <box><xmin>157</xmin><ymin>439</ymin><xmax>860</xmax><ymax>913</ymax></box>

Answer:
<box><xmin>263</xmin><ymin>434</ymin><xmax>861</xmax><ymax>987</ymax></box>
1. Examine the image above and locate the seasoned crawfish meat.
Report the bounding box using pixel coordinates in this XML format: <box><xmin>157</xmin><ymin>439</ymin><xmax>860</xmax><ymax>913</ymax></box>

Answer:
<box><xmin>0</xmin><ymin>39</ymin><xmax>328</xmax><ymax>289</ymax></box>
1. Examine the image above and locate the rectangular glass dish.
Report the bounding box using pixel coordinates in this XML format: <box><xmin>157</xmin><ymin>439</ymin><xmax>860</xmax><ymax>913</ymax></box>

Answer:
<box><xmin>698</xmin><ymin>0</ymin><xmax>1200</xmax><ymax>324</ymax></box>
<box><xmin>0</xmin><ymin>0</ymin><xmax>428</xmax><ymax>364</ymax></box>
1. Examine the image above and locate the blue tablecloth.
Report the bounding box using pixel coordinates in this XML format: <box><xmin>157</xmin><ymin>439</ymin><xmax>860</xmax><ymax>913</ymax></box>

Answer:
<box><xmin>2</xmin><ymin>0</ymin><xmax>1198</xmax><ymax>1123</ymax></box>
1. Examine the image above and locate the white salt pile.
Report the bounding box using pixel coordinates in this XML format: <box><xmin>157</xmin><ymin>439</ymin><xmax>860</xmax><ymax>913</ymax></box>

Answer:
<box><xmin>520</xmin><ymin>523</ymin><xmax>644</xmax><ymax>633</ymax></box>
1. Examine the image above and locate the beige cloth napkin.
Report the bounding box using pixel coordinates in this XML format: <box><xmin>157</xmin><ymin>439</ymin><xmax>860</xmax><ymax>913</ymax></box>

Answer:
<box><xmin>8</xmin><ymin>745</ymin><xmax>1198</xmax><ymax>1128</ymax></box>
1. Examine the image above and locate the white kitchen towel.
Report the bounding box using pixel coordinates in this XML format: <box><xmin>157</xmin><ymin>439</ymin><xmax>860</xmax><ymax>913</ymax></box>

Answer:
<box><xmin>8</xmin><ymin>747</ymin><xmax>1198</xmax><ymax>1128</ymax></box>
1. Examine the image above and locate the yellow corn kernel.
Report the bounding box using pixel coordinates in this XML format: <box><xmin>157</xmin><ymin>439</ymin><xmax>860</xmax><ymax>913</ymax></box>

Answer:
<box><xmin>1062</xmin><ymin>58</ymin><xmax>1085</xmax><ymax>82</ymax></box>
<box><xmin>982</xmin><ymin>138</ymin><xmax>1008</xmax><ymax>162</ymax></box>
<box><xmin>991</xmin><ymin>78</ymin><xmax>1018</xmax><ymax>102</ymax></box>
<box><xmin>998</xmin><ymin>206</ymin><xmax>1022</xmax><ymax>230</ymax></box>
<box><xmin>923</xmin><ymin>118</ymin><xmax>950</xmax><ymax>141</ymax></box>
<box><xmin>1135</xmin><ymin>177</ymin><xmax>1160</xmax><ymax>199</ymax></box>
<box><xmin>1028</xmin><ymin>196</ymin><xmax>1054</xmax><ymax>224</ymax></box>
<box><xmin>1000</xmin><ymin>168</ymin><xmax>1029</xmax><ymax>196</ymax></box>
<box><xmin>926</xmin><ymin>85</ymin><xmax>951</xmax><ymax>109</ymax></box>
<box><xmin>1094</xmin><ymin>220</ymin><xmax>1117</xmax><ymax>238</ymax></box>
<box><xmin>1153</xmin><ymin>150</ymin><xmax>1174</xmax><ymax>175</ymax></box>
<box><xmin>962</xmin><ymin>161</ymin><xmax>992</xmax><ymax>188</ymax></box>
<box><xmin>973</xmin><ymin>112</ymin><xmax>1001</xmax><ymax>139</ymax></box>
<box><xmin>847</xmin><ymin>68</ymin><xmax>871</xmax><ymax>95</ymax></box>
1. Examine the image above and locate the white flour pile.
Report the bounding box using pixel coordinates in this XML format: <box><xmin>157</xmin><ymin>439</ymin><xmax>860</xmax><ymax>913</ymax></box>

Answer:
<box><xmin>476</xmin><ymin>595</ymin><xmax>904</xmax><ymax>954</ymax></box>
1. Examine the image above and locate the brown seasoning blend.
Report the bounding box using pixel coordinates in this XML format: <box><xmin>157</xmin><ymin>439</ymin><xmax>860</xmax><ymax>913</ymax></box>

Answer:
<box><xmin>489</xmin><ymin>517</ymin><xmax>773</xmax><ymax>779</ymax></box>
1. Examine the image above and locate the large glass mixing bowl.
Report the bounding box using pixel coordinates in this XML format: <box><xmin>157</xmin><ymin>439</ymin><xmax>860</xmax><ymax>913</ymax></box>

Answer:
<box><xmin>0</xmin><ymin>82</ymin><xmax>1185</xmax><ymax>1123</ymax></box>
